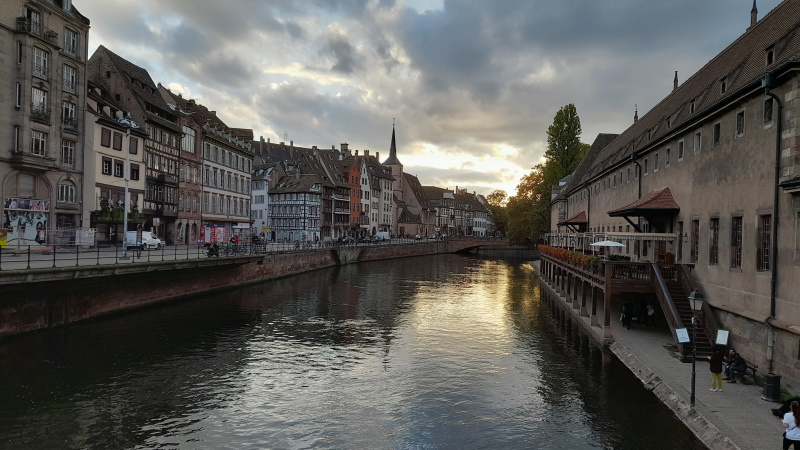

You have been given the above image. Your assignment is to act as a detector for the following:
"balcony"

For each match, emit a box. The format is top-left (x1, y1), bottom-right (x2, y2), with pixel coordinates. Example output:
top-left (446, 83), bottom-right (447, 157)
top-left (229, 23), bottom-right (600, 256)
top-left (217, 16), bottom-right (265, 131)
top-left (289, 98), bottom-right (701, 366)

top-left (62, 117), bottom-right (79, 133)
top-left (32, 63), bottom-right (49, 80)
top-left (63, 79), bottom-right (76, 94)
top-left (9, 150), bottom-right (56, 172)
top-left (30, 105), bottom-right (51, 124)
top-left (16, 18), bottom-right (58, 45)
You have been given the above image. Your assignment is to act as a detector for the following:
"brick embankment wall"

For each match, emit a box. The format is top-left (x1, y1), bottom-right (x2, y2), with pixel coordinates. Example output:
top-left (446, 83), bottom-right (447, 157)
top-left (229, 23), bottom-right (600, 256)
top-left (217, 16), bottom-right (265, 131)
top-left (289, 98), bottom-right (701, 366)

top-left (0, 243), bottom-right (446, 338)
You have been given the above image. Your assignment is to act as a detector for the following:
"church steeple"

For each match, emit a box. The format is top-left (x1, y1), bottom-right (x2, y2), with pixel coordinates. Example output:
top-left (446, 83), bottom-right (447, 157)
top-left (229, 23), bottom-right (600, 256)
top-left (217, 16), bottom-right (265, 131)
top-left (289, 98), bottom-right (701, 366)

top-left (383, 120), bottom-right (402, 165)
top-left (634, 105), bottom-right (639, 123)
top-left (750, 0), bottom-right (758, 29)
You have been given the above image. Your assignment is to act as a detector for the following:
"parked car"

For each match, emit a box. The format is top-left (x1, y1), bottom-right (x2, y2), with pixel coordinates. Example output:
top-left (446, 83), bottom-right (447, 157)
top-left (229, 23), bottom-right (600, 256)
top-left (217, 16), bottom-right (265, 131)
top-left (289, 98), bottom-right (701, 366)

top-left (339, 236), bottom-right (355, 244)
top-left (415, 234), bottom-right (423, 240)
top-left (125, 231), bottom-right (162, 250)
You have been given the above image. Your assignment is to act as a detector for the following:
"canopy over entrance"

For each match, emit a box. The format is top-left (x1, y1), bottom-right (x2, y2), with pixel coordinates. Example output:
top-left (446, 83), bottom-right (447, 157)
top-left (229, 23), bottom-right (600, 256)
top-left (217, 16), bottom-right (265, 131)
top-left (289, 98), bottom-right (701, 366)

top-left (558, 211), bottom-right (587, 232)
top-left (607, 187), bottom-right (679, 232)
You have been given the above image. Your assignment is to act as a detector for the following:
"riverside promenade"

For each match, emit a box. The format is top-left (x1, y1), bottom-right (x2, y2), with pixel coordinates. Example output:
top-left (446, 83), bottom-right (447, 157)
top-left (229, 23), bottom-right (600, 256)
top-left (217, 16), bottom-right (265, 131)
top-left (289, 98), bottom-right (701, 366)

top-left (532, 261), bottom-right (785, 450)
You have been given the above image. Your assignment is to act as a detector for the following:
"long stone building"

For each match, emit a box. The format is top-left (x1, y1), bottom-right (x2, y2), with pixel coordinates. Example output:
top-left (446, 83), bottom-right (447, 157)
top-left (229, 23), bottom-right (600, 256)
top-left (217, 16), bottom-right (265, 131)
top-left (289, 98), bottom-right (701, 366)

top-left (547, 0), bottom-right (800, 387)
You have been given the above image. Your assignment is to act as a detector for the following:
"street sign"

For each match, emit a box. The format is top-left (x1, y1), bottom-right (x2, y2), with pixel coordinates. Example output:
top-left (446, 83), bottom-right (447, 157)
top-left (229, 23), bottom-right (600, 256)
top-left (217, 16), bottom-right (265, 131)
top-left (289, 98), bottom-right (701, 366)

top-left (261, 227), bottom-right (270, 232)
top-left (716, 329), bottom-right (730, 346)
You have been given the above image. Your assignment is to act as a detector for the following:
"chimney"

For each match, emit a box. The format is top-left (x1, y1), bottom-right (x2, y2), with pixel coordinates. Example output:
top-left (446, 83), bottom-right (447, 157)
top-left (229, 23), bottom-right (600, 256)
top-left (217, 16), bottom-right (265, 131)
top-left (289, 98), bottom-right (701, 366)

top-left (312, 145), bottom-right (317, 150)
top-left (750, 0), bottom-right (758, 29)
top-left (376, 151), bottom-right (379, 161)
top-left (365, 150), bottom-right (370, 157)
top-left (355, 150), bottom-right (359, 156)
top-left (673, 71), bottom-right (678, 91)
top-left (341, 143), bottom-right (349, 152)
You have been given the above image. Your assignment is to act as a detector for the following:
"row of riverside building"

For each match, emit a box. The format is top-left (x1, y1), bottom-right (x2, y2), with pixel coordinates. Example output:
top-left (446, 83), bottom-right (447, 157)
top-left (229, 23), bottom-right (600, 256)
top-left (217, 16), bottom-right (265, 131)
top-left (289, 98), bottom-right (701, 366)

top-left (1, 0), bottom-right (494, 248)
top-left (548, 1), bottom-right (800, 387)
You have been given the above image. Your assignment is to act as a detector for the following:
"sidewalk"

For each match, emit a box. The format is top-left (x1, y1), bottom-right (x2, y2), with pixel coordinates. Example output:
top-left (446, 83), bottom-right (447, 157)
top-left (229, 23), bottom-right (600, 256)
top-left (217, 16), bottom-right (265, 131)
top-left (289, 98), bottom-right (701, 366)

top-left (532, 261), bottom-right (785, 449)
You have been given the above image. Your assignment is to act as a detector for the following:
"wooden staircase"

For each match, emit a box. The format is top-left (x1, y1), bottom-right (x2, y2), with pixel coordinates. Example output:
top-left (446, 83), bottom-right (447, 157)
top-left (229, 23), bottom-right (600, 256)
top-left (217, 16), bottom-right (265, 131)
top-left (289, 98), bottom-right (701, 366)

top-left (661, 276), bottom-right (712, 359)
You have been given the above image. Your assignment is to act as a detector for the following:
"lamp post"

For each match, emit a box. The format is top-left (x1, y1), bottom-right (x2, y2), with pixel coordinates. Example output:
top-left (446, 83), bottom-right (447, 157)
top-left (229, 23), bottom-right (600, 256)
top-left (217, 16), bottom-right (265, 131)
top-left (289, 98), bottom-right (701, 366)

top-left (688, 289), bottom-right (706, 406)
top-left (118, 115), bottom-right (139, 259)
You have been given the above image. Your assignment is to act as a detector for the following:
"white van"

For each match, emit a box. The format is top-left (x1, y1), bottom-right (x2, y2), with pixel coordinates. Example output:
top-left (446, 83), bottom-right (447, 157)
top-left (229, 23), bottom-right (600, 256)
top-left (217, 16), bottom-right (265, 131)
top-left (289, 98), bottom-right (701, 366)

top-left (375, 231), bottom-right (390, 241)
top-left (126, 231), bottom-right (163, 250)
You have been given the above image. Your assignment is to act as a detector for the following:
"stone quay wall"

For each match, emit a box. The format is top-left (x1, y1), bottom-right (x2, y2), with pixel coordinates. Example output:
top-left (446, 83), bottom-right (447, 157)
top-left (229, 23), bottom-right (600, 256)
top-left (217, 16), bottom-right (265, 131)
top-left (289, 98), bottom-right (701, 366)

top-left (0, 241), bottom-right (453, 338)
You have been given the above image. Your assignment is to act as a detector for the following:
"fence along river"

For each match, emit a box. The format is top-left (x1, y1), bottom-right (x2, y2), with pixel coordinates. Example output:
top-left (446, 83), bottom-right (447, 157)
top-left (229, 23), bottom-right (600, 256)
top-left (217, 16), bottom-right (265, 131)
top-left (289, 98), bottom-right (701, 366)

top-left (0, 254), bottom-right (703, 449)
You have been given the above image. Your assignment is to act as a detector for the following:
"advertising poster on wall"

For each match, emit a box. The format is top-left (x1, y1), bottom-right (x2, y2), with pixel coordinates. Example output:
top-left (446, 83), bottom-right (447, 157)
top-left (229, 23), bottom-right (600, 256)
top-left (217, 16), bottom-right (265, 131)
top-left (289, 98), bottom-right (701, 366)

top-left (2, 197), bottom-right (50, 248)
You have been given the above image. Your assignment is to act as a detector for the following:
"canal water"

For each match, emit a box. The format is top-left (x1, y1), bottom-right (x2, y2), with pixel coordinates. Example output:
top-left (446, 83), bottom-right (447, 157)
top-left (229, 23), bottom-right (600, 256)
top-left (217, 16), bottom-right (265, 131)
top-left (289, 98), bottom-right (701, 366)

top-left (0, 255), bottom-right (703, 449)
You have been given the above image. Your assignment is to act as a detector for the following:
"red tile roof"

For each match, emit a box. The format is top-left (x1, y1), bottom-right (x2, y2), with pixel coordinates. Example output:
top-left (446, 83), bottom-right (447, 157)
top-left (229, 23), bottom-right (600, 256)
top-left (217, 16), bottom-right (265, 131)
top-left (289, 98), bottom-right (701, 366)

top-left (608, 187), bottom-right (679, 216)
top-left (560, 211), bottom-right (587, 224)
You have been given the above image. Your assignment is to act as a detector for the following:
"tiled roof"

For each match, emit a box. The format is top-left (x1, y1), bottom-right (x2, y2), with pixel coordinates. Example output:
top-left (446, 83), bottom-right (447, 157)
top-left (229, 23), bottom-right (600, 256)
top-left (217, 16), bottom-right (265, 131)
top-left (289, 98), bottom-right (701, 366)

top-left (554, 133), bottom-right (619, 201)
top-left (574, 0), bottom-right (800, 186)
top-left (91, 46), bottom-right (181, 132)
top-left (559, 211), bottom-right (587, 225)
top-left (608, 187), bottom-right (679, 216)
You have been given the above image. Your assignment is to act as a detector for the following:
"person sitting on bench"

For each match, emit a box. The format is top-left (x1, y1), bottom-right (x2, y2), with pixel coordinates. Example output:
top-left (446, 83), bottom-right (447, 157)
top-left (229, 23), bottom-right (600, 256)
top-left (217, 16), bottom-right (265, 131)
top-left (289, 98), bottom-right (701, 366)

top-left (725, 352), bottom-right (747, 383)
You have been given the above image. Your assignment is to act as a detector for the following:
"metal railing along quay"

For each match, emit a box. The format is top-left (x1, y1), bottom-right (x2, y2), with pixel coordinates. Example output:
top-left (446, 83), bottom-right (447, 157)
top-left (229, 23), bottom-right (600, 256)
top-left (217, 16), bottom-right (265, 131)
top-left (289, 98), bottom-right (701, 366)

top-left (0, 237), bottom-right (452, 272)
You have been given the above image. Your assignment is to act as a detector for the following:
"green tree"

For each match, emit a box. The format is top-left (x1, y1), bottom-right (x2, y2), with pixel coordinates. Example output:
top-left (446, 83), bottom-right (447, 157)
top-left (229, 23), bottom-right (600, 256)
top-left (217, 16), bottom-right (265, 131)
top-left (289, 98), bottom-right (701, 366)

top-left (506, 168), bottom-right (547, 244)
top-left (486, 190), bottom-right (508, 236)
top-left (542, 103), bottom-right (585, 188)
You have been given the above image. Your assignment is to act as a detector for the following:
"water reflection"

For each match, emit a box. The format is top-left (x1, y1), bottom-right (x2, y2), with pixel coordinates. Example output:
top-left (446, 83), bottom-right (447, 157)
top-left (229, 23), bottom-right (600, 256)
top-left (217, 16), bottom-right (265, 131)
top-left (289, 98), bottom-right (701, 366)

top-left (0, 255), bottom-right (702, 449)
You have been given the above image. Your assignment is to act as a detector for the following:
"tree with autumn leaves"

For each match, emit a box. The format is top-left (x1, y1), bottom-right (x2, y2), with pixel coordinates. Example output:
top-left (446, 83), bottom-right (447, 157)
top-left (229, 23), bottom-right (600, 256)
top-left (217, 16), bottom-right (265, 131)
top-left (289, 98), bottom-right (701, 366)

top-left (504, 104), bottom-right (589, 245)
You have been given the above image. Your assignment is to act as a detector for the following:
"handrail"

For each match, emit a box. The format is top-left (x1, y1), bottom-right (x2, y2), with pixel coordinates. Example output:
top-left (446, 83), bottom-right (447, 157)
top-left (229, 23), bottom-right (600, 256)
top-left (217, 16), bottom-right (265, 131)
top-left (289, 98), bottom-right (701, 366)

top-left (651, 263), bottom-right (687, 352)
top-left (678, 264), bottom-right (720, 348)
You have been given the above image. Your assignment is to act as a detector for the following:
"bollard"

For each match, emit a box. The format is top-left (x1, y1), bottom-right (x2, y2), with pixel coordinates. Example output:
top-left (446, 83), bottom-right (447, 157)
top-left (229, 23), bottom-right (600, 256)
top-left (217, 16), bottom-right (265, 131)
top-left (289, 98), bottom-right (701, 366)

top-left (96, 244), bottom-right (100, 265)
top-left (53, 245), bottom-right (57, 268)
top-left (27, 245), bottom-right (31, 269)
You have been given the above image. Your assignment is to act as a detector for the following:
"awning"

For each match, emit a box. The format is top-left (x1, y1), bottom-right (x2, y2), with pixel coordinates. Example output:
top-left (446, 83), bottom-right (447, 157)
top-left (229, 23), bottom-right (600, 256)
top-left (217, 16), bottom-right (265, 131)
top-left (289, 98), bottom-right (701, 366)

top-left (608, 187), bottom-right (679, 217)
top-left (605, 232), bottom-right (678, 242)
top-left (558, 211), bottom-right (587, 226)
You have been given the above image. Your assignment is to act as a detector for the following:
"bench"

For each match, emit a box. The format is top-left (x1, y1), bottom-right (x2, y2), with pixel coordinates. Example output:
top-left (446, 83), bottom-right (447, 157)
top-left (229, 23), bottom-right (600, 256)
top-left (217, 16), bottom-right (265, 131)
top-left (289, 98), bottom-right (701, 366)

top-left (727, 359), bottom-right (758, 384)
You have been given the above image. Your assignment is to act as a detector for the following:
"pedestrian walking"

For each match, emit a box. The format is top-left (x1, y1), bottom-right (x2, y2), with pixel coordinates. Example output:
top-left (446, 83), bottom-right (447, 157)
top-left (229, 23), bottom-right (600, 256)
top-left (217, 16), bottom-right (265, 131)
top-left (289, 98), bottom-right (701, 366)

top-left (709, 346), bottom-right (724, 392)
top-left (783, 401), bottom-right (800, 449)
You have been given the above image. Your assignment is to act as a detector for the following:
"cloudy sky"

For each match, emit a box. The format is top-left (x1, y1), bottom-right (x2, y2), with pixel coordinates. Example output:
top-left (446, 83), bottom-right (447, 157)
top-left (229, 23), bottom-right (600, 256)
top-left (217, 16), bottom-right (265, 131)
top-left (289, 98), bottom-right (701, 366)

top-left (76, 0), bottom-right (783, 197)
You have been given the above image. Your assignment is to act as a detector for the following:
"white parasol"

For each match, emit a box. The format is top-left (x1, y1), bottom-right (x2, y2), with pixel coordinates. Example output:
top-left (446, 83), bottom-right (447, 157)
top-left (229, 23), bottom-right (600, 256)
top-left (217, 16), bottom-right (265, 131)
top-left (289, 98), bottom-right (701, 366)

top-left (590, 240), bottom-right (626, 248)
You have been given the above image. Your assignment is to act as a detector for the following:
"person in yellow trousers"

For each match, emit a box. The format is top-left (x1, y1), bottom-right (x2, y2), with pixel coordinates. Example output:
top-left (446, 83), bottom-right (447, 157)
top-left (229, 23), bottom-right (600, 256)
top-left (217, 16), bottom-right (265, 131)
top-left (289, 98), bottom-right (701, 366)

top-left (709, 346), bottom-right (724, 392)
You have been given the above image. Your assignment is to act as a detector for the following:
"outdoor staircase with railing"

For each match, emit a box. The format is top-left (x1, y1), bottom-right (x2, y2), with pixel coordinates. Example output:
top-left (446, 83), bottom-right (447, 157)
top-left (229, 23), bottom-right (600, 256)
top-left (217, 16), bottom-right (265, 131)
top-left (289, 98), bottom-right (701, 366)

top-left (652, 264), bottom-right (713, 360)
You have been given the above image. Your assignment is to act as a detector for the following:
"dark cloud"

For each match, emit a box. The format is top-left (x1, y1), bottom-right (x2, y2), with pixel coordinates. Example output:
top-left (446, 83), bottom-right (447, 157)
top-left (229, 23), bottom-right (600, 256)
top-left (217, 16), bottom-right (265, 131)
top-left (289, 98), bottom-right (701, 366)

top-left (320, 31), bottom-right (362, 74)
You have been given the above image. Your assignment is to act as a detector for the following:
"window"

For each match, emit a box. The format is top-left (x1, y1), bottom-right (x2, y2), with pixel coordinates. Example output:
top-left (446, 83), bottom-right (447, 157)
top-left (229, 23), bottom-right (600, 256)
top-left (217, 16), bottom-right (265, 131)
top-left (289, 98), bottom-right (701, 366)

top-left (709, 218), bottom-right (719, 265)
top-left (102, 157), bottom-right (112, 175)
top-left (58, 182), bottom-right (76, 203)
top-left (33, 47), bottom-right (48, 79)
top-left (130, 163), bottom-right (140, 180)
top-left (114, 160), bottom-right (124, 178)
top-left (713, 123), bottom-right (721, 146)
top-left (63, 28), bottom-right (78, 57)
top-left (764, 98), bottom-right (774, 124)
top-left (766, 46), bottom-right (774, 65)
top-left (31, 130), bottom-right (47, 156)
top-left (736, 110), bottom-right (745, 137)
top-left (32, 87), bottom-right (47, 111)
top-left (720, 77), bottom-right (727, 94)
top-left (731, 216), bottom-right (743, 269)
top-left (690, 100), bottom-right (695, 114)
top-left (15, 83), bottom-right (22, 108)
top-left (654, 153), bottom-right (659, 172)
top-left (63, 65), bottom-right (77, 93)
top-left (678, 140), bottom-right (685, 161)
top-left (17, 41), bottom-right (23, 64)
top-left (13, 126), bottom-right (21, 153)
top-left (691, 219), bottom-right (699, 263)
top-left (758, 215), bottom-right (771, 271)
top-left (182, 126), bottom-right (195, 153)
top-left (130, 137), bottom-right (138, 155)
top-left (61, 140), bottom-right (75, 168)
top-left (101, 128), bottom-right (111, 147)
top-left (113, 132), bottom-right (123, 150)
top-left (693, 132), bottom-right (702, 154)
top-left (63, 101), bottom-right (77, 130)
top-left (643, 158), bottom-right (649, 175)
top-left (666, 148), bottom-right (671, 167)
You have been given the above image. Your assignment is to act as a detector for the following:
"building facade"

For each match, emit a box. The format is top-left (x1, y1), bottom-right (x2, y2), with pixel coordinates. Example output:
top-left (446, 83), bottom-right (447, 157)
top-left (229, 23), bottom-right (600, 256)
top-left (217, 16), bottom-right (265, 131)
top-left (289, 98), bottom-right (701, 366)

top-left (1, 0), bottom-right (90, 247)
top-left (549, 1), bottom-right (800, 387)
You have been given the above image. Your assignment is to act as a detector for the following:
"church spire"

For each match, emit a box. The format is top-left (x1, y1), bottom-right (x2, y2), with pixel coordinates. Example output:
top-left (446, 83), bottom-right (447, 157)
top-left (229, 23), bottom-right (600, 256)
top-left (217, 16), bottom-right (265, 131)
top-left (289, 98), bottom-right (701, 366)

top-left (750, 0), bottom-right (758, 29)
top-left (383, 119), bottom-right (401, 165)
top-left (634, 104), bottom-right (639, 123)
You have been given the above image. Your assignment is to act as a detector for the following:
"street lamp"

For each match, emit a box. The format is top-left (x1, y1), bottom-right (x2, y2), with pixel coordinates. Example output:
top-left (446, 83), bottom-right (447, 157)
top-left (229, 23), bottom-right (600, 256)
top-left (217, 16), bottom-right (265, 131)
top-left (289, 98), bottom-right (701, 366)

top-left (688, 289), bottom-right (706, 406)
top-left (118, 115), bottom-right (139, 259)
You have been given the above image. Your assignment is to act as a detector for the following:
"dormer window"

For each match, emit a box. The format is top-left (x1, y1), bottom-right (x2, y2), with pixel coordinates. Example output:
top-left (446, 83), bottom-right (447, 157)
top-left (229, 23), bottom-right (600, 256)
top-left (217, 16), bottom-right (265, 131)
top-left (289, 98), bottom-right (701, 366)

top-left (690, 100), bottom-right (695, 114)
top-left (64, 0), bottom-right (72, 11)
top-left (766, 46), bottom-right (775, 65)
top-left (720, 77), bottom-right (727, 94)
